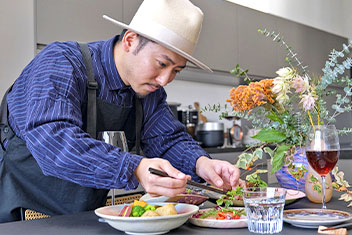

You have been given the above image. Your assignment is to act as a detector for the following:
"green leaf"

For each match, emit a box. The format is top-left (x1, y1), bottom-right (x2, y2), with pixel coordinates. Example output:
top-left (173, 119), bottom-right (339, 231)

top-left (266, 112), bottom-right (284, 124)
top-left (252, 129), bottom-right (287, 143)
top-left (263, 147), bottom-right (274, 158)
top-left (271, 144), bottom-right (291, 173)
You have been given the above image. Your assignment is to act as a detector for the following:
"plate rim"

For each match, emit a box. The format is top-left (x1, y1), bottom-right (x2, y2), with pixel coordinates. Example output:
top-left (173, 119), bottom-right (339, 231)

top-left (283, 208), bottom-right (352, 227)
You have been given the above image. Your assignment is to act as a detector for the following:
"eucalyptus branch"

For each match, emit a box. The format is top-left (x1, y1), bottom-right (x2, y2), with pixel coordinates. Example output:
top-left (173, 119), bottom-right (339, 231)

top-left (258, 29), bottom-right (310, 78)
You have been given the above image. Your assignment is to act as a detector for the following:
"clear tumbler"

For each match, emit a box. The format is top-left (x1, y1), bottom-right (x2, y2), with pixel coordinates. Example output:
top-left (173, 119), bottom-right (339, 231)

top-left (242, 187), bottom-right (287, 234)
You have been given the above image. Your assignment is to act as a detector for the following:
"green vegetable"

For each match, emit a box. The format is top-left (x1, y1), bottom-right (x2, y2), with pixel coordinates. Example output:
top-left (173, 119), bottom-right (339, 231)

top-left (131, 205), bottom-right (145, 217)
top-left (143, 204), bottom-right (156, 211)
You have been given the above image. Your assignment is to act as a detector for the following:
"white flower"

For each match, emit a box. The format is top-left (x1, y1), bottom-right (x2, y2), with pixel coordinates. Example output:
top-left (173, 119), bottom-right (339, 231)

top-left (272, 77), bottom-right (290, 95)
top-left (276, 92), bottom-right (290, 104)
top-left (276, 67), bottom-right (294, 78)
top-left (292, 75), bottom-right (310, 93)
top-left (300, 93), bottom-right (317, 111)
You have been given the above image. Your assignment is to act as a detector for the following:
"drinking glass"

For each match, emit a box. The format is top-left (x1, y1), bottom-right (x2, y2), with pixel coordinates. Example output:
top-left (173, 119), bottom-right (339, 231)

top-left (305, 125), bottom-right (340, 209)
top-left (98, 131), bottom-right (128, 205)
top-left (242, 187), bottom-right (287, 234)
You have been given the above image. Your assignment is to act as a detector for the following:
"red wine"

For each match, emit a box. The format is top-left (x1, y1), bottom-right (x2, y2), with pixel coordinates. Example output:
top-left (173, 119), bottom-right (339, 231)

top-left (306, 150), bottom-right (339, 176)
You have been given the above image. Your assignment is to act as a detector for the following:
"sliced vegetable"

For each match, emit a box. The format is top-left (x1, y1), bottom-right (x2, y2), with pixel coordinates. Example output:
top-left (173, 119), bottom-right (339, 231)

top-left (118, 205), bottom-right (132, 217)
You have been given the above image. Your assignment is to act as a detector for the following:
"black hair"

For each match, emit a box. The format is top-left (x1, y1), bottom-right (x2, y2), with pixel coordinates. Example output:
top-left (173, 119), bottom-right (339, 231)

top-left (117, 29), bottom-right (153, 55)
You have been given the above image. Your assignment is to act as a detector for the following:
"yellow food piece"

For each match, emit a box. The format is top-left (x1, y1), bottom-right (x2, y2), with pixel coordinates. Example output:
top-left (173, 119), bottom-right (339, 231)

top-left (155, 204), bottom-right (177, 216)
top-left (141, 210), bottom-right (160, 217)
top-left (131, 200), bottom-right (148, 208)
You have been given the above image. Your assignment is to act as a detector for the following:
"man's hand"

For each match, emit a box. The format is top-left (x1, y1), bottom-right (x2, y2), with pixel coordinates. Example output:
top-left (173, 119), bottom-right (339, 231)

top-left (135, 158), bottom-right (191, 197)
top-left (196, 156), bottom-right (241, 191)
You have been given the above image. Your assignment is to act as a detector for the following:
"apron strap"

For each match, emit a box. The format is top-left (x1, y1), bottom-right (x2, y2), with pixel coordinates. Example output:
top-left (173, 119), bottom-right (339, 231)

top-left (79, 43), bottom-right (98, 139)
top-left (0, 86), bottom-right (14, 145)
top-left (135, 97), bottom-right (143, 155)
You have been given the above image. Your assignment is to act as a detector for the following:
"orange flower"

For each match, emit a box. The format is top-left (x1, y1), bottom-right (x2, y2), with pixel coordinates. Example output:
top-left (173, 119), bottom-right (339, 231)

top-left (227, 79), bottom-right (275, 112)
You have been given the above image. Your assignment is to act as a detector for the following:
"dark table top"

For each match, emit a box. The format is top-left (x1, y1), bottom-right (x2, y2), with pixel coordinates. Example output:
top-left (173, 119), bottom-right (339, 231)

top-left (1, 192), bottom-right (351, 235)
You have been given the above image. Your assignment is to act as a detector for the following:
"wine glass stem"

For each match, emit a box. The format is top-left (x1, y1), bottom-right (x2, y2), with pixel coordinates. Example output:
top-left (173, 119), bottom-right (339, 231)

top-left (321, 176), bottom-right (326, 209)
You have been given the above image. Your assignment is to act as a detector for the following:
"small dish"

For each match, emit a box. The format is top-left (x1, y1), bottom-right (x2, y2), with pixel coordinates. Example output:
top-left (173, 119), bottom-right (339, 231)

top-left (95, 202), bottom-right (199, 234)
top-left (283, 208), bottom-right (352, 228)
top-left (189, 207), bottom-right (247, 228)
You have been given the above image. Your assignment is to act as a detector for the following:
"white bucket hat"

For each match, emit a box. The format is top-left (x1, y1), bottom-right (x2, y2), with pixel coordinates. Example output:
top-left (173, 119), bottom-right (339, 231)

top-left (103, 0), bottom-right (212, 72)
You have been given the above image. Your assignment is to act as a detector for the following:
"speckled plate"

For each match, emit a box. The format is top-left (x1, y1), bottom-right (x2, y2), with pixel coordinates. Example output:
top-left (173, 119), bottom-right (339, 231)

top-left (283, 208), bottom-right (352, 228)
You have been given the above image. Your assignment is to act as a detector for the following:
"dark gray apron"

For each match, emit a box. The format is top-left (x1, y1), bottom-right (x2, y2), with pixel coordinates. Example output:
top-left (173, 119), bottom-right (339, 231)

top-left (0, 43), bottom-right (143, 223)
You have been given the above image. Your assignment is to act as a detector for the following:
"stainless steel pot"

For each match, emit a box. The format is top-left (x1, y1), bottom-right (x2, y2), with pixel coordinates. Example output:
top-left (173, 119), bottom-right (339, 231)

top-left (196, 122), bottom-right (224, 147)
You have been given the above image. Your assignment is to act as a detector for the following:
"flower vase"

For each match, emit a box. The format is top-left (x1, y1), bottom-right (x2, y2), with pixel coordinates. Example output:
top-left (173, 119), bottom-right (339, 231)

top-left (304, 164), bottom-right (332, 203)
top-left (275, 148), bottom-right (309, 192)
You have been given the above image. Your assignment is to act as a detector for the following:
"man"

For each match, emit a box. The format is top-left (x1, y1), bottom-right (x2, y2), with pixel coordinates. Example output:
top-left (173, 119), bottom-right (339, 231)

top-left (0, 0), bottom-right (241, 222)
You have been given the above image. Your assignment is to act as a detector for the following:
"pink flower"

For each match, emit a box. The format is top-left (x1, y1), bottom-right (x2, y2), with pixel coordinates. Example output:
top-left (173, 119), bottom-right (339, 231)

top-left (300, 94), bottom-right (317, 111)
top-left (292, 75), bottom-right (309, 93)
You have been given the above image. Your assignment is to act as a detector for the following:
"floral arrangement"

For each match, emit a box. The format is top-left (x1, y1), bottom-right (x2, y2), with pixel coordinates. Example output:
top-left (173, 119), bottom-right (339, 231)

top-left (204, 29), bottom-right (352, 205)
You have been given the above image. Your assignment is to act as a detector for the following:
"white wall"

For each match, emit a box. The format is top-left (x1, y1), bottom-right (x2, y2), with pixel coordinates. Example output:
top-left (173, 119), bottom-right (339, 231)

top-left (0, 0), bottom-right (36, 99)
top-left (226, 0), bottom-right (352, 40)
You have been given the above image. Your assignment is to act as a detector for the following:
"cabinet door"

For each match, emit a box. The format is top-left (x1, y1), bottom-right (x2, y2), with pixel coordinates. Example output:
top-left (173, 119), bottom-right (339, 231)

top-left (276, 18), bottom-right (348, 77)
top-left (190, 0), bottom-right (238, 72)
top-left (237, 5), bottom-right (278, 78)
top-left (36, 0), bottom-right (123, 44)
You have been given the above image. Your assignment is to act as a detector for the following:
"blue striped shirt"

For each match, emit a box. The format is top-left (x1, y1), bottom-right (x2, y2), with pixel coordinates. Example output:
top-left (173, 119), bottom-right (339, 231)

top-left (6, 36), bottom-right (209, 190)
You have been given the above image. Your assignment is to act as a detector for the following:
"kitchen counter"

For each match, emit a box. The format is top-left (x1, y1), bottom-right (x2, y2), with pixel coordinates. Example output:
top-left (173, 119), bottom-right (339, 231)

top-left (1, 192), bottom-right (350, 235)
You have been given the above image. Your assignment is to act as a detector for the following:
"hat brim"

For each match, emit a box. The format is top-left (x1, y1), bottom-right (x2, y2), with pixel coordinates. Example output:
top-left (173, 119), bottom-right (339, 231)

top-left (103, 15), bottom-right (212, 73)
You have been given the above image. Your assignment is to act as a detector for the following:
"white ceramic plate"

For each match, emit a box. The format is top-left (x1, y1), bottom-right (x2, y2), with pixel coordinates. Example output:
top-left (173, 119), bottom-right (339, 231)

top-left (283, 208), bottom-right (352, 228)
top-left (95, 203), bottom-right (199, 235)
top-left (188, 207), bottom-right (248, 228)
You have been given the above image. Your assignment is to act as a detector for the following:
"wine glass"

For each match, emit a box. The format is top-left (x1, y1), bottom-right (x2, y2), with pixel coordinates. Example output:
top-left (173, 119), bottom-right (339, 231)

top-left (305, 125), bottom-right (340, 209)
top-left (98, 131), bottom-right (128, 205)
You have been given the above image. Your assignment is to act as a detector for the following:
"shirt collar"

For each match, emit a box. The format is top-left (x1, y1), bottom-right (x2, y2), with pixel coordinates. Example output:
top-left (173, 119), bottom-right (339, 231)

top-left (101, 35), bottom-right (129, 91)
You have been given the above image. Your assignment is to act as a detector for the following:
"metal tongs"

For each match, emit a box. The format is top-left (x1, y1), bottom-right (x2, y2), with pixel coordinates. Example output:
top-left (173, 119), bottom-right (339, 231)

top-left (148, 167), bottom-right (228, 195)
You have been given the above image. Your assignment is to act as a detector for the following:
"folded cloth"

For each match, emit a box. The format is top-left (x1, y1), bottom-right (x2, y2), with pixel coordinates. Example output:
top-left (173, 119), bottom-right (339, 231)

top-left (318, 226), bottom-right (347, 235)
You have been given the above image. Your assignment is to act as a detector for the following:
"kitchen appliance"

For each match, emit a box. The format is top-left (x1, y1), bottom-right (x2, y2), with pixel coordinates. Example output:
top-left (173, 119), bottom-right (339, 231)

top-left (178, 105), bottom-right (199, 138)
top-left (196, 122), bottom-right (224, 147)
top-left (167, 102), bottom-right (181, 119)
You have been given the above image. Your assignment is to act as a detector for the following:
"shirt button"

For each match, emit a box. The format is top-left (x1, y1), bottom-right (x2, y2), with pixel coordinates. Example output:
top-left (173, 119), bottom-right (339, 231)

top-left (3, 127), bottom-right (9, 133)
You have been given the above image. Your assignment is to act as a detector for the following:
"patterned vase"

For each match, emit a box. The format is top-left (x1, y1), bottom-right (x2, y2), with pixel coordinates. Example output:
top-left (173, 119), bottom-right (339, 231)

top-left (274, 148), bottom-right (309, 192)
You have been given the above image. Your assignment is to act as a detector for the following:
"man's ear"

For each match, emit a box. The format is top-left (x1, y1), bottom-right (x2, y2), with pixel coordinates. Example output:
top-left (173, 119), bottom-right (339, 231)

top-left (121, 30), bottom-right (139, 53)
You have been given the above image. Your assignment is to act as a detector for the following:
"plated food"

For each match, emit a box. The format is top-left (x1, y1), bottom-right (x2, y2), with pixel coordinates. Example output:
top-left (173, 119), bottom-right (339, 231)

top-left (189, 207), bottom-right (248, 228)
top-left (117, 200), bottom-right (178, 217)
top-left (95, 202), bottom-right (199, 235)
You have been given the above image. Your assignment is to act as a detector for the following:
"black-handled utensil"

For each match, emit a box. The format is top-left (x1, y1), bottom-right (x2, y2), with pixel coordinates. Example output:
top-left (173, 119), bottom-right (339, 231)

top-left (148, 167), bottom-right (228, 195)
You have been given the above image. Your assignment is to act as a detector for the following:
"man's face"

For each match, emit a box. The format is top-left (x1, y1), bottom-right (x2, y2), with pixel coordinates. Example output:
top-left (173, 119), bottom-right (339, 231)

top-left (119, 34), bottom-right (187, 97)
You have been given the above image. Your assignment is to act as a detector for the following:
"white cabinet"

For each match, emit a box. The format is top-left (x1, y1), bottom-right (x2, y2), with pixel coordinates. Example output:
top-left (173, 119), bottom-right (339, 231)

top-left (36, 0), bottom-right (123, 44)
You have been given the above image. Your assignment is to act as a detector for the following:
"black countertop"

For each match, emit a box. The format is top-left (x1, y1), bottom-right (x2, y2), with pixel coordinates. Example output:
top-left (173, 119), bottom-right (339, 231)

top-left (1, 192), bottom-right (350, 235)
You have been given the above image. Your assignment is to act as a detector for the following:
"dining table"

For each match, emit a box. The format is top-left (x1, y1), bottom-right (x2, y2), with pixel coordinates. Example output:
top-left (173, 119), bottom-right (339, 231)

top-left (0, 191), bottom-right (351, 235)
